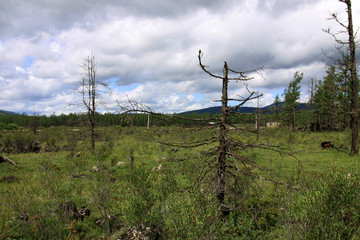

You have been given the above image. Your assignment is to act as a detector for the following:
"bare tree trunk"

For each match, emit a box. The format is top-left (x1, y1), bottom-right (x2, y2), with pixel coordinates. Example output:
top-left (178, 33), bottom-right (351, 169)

top-left (308, 78), bottom-right (315, 131)
top-left (80, 53), bottom-right (105, 152)
top-left (344, 0), bottom-right (359, 155)
top-left (256, 111), bottom-right (259, 142)
top-left (328, 1), bottom-right (358, 153)
top-left (147, 113), bottom-right (150, 130)
top-left (216, 62), bottom-right (228, 208)
top-left (33, 105), bottom-right (37, 135)
top-left (292, 106), bottom-right (296, 132)
top-left (91, 80), bottom-right (96, 151)
top-left (196, 50), bottom-right (263, 217)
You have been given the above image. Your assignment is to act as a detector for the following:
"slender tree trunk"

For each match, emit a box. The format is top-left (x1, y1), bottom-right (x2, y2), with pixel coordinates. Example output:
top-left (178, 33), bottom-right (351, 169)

top-left (345, 0), bottom-right (359, 155)
top-left (33, 105), bottom-right (37, 135)
top-left (292, 107), bottom-right (296, 131)
top-left (217, 62), bottom-right (228, 209)
top-left (256, 111), bottom-right (259, 141)
top-left (197, 50), bottom-right (262, 216)
top-left (87, 58), bottom-right (96, 151)
top-left (91, 79), bottom-right (96, 151)
top-left (79, 53), bottom-right (109, 152)
top-left (308, 78), bottom-right (315, 131)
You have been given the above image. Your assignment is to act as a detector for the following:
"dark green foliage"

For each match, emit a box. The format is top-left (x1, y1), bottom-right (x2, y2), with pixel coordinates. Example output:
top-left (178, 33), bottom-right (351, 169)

top-left (306, 64), bottom-right (358, 132)
top-left (0, 108), bottom-right (277, 128)
top-left (273, 94), bottom-right (281, 122)
top-left (312, 66), bottom-right (342, 131)
top-left (283, 72), bottom-right (303, 130)
top-left (0, 122), bottom-right (19, 130)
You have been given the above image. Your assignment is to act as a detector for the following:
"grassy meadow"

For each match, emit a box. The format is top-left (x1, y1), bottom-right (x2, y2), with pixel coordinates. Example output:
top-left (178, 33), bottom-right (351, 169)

top-left (1, 126), bottom-right (360, 239)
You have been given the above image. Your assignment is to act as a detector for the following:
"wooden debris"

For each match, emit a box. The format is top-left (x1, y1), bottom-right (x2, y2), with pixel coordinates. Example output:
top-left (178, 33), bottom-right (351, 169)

top-left (321, 141), bottom-right (334, 149)
top-left (0, 155), bottom-right (16, 166)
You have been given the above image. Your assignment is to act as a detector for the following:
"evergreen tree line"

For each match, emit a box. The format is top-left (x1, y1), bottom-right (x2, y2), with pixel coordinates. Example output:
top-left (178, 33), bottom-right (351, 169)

top-left (0, 112), bottom-right (156, 128)
top-left (0, 111), bottom-right (228, 129)
top-left (271, 64), bottom-right (359, 131)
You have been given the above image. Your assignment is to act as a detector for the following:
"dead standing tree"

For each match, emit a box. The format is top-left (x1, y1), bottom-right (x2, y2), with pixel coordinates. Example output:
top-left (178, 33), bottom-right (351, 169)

top-left (324, 0), bottom-right (358, 155)
top-left (197, 50), bottom-right (263, 213)
top-left (79, 53), bottom-right (110, 151)
top-left (118, 51), bottom-right (300, 217)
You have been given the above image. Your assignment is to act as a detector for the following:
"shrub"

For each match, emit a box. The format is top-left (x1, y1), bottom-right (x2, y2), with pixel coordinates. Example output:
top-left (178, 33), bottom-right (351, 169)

top-left (0, 123), bottom-right (18, 130)
top-left (299, 170), bottom-right (360, 239)
top-left (0, 122), bottom-right (7, 130)
top-left (6, 123), bottom-right (19, 130)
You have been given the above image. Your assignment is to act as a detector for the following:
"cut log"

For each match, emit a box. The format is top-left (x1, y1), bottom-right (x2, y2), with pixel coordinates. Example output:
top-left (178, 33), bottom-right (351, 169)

top-left (0, 155), bottom-right (17, 166)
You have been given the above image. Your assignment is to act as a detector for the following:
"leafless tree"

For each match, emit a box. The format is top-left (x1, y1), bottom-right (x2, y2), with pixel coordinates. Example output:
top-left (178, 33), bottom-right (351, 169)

top-left (197, 50), bottom-right (263, 212)
top-left (118, 51), bottom-right (301, 217)
top-left (79, 53), bottom-right (110, 151)
top-left (324, 0), bottom-right (358, 155)
top-left (32, 105), bottom-right (37, 135)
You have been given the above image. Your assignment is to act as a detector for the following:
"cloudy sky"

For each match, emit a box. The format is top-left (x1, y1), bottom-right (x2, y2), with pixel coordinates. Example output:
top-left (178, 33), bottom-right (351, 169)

top-left (1, 0), bottom-right (359, 115)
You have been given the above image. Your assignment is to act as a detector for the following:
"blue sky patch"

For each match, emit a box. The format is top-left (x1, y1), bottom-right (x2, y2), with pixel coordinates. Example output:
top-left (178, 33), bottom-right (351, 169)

top-left (23, 56), bottom-right (34, 69)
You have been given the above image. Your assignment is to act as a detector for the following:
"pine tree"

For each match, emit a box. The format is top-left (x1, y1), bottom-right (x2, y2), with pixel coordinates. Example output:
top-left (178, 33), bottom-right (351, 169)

top-left (273, 94), bottom-right (281, 122)
top-left (283, 72), bottom-right (303, 131)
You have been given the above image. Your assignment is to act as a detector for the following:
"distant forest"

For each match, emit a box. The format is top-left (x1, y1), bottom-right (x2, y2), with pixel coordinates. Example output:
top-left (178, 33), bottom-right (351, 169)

top-left (0, 101), bottom-right (329, 131)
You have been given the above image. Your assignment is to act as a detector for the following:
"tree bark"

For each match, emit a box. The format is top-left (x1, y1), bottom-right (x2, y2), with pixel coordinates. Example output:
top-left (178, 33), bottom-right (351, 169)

top-left (344, 0), bottom-right (359, 155)
top-left (292, 106), bottom-right (296, 132)
top-left (217, 62), bottom-right (228, 209)
top-left (197, 50), bottom-right (262, 217)
top-left (81, 53), bottom-right (99, 152)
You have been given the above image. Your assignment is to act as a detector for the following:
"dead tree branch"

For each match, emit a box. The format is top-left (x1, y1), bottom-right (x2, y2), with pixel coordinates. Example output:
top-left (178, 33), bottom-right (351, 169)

top-left (0, 155), bottom-right (16, 166)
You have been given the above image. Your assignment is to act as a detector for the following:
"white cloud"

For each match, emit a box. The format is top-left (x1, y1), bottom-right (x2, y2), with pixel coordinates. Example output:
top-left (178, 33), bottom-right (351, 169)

top-left (0, 0), bottom-right (358, 115)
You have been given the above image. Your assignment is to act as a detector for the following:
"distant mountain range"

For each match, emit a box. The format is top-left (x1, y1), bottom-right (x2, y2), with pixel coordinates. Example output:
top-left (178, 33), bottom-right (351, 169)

top-left (0, 110), bottom-right (17, 116)
top-left (181, 102), bottom-right (307, 115)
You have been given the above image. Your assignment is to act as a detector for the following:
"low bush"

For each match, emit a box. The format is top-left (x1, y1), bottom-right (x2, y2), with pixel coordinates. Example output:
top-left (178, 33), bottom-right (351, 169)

top-left (0, 123), bottom-right (19, 130)
top-left (299, 169), bottom-right (360, 239)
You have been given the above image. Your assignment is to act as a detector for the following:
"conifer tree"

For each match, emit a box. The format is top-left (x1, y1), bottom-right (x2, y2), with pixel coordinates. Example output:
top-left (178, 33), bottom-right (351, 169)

top-left (283, 72), bottom-right (303, 131)
top-left (273, 94), bottom-right (281, 122)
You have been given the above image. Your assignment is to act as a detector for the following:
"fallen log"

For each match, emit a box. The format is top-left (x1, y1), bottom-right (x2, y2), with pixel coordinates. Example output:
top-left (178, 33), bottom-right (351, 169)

top-left (0, 155), bottom-right (17, 166)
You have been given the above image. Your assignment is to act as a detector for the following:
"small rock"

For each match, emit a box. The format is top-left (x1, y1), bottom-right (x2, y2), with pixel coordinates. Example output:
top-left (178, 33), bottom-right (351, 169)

top-left (116, 161), bottom-right (124, 166)
top-left (91, 166), bottom-right (100, 172)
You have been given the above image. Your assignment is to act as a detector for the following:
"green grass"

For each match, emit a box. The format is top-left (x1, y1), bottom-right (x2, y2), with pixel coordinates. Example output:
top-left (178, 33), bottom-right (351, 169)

top-left (0, 126), bottom-right (359, 239)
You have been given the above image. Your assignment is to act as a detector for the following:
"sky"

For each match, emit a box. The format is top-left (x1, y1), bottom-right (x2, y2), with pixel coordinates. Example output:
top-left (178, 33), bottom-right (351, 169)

top-left (0, 0), bottom-right (359, 115)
